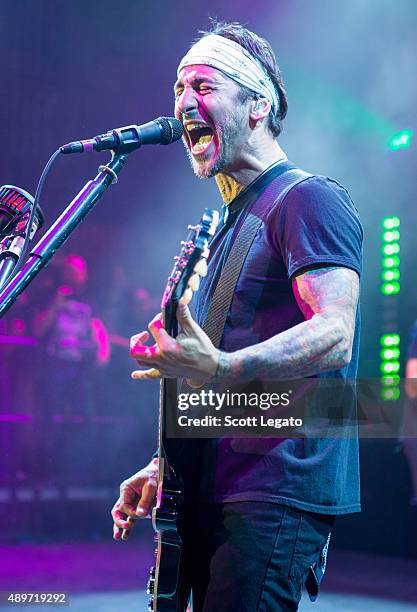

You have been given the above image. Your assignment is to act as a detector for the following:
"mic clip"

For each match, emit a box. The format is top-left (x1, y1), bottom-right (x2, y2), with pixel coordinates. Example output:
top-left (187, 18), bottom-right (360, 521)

top-left (97, 161), bottom-right (119, 184)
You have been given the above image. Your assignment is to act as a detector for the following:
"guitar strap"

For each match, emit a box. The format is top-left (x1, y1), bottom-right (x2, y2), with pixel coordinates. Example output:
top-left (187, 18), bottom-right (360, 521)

top-left (170, 168), bottom-right (313, 479)
top-left (201, 168), bottom-right (313, 348)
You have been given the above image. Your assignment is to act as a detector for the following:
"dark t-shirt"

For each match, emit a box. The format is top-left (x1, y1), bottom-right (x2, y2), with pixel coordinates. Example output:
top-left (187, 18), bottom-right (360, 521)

top-left (194, 161), bottom-right (363, 515)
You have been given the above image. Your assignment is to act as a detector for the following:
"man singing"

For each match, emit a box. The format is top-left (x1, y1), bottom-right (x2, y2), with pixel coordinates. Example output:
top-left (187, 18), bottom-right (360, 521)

top-left (111, 21), bottom-right (362, 611)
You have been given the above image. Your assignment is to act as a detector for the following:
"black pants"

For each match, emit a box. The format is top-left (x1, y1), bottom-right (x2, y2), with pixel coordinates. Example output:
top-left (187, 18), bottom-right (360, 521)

top-left (181, 502), bottom-right (334, 612)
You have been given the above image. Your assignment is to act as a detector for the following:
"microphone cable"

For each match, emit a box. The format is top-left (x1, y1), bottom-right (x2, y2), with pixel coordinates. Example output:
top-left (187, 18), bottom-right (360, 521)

top-left (4, 148), bottom-right (61, 284)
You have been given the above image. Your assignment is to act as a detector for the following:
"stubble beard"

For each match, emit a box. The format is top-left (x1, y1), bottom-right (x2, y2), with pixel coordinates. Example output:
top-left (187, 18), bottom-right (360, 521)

top-left (183, 109), bottom-right (246, 180)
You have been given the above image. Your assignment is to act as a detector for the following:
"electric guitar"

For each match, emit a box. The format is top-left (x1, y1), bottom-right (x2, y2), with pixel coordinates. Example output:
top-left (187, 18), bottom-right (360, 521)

top-left (148, 209), bottom-right (219, 612)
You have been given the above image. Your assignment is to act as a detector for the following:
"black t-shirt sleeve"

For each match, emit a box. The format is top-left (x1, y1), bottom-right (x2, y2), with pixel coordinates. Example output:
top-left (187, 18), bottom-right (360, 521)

top-left (407, 321), bottom-right (417, 359)
top-left (269, 175), bottom-right (363, 278)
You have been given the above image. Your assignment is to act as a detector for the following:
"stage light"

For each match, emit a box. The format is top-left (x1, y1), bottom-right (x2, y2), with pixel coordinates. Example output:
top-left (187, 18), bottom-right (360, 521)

top-left (382, 243), bottom-right (400, 256)
top-left (381, 282), bottom-right (401, 295)
top-left (381, 375), bottom-right (400, 386)
top-left (388, 129), bottom-right (412, 151)
top-left (381, 334), bottom-right (400, 347)
top-left (382, 217), bottom-right (400, 230)
top-left (381, 269), bottom-right (400, 282)
top-left (383, 230), bottom-right (400, 242)
top-left (381, 216), bottom-right (400, 299)
top-left (382, 256), bottom-right (400, 268)
top-left (381, 348), bottom-right (400, 360)
top-left (380, 387), bottom-right (401, 401)
top-left (380, 217), bottom-right (401, 399)
top-left (380, 361), bottom-right (400, 374)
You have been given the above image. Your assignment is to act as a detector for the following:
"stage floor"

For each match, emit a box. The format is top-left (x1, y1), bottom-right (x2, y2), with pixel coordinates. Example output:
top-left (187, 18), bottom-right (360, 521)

top-left (1, 540), bottom-right (416, 611)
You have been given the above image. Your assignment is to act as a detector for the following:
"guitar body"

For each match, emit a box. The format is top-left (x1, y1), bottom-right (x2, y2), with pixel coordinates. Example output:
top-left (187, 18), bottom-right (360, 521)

top-left (149, 459), bottom-right (185, 611)
top-left (147, 210), bottom-right (219, 612)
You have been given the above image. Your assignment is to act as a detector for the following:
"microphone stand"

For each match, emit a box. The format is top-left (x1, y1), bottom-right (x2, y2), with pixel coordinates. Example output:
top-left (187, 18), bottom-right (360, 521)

top-left (0, 152), bottom-right (129, 318)
top-left (0, 236), bottom-right (21, 290)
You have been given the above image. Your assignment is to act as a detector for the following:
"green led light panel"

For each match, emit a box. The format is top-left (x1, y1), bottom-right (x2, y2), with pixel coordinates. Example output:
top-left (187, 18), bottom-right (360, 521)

top-left (381, 375), bottom-right (400, 386)
top-left (383, 243), bottom-right (400, 256)
top-left (381, 217), bottom-right (400, 295)
top-left (380, 387), bottom-right (401, 401)
top-left (381, 334), bottom-right (400, 347)
top-left (382, 282), bottom-right (401, 295)
top-left (382, 217), bottom-right (400, 229)
top-left (380, 361), bottom-right (400, 374)
top-left (381, 348), bottom-right (400, 360)
top-left (382, 269), bottom-right (400, 281)
top-left (380, 217), bottom-right (401, 399)
top-left (383, 256), bottom-right (400, 268)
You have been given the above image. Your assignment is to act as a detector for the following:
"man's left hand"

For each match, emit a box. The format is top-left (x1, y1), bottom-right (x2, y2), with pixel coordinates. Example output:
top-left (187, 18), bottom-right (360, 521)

top-left (130, 301), bottom-right (220, 385)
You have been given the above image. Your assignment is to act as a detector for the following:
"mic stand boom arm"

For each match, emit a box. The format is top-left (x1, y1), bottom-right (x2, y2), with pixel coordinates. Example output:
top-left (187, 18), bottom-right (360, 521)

top-left (0, 152), bottom-right (129, 318)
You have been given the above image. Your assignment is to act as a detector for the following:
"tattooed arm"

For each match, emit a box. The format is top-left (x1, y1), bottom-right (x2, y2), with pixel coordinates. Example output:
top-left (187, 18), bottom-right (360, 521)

top-left (218, 266), bottom-right (359, 381)
top-left (130, 266), bottom-right (359, 384)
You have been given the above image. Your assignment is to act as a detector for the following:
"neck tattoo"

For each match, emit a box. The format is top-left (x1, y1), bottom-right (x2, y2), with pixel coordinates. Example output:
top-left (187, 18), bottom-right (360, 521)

top-left (215, 173), bottom-right (245, 205)
top-left (216, 155), bottom-right (288, 206)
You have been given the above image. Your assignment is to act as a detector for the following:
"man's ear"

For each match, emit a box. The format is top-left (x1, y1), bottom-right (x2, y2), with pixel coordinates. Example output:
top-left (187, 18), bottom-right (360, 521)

top-left (249, 97), bottom-right (271, 122)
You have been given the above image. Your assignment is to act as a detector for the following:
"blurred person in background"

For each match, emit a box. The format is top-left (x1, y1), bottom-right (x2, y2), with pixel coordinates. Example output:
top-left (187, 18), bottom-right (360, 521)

top-left (101, 265), bottom-right (159, 411)
top-left (0, 291), bottom-right (37, 486)
top-left (33, 253), bottom-right (110, 383)
top-left (402, 321), bottom-right (417, 508)
top-left (102, 265), bottom-right (159, 349)
top-left (97, 267), bottom-right (160, 478)
top-left (32, 253), bottom-right (110, 485)
top-left (0, 291), bottom-right (34, 411)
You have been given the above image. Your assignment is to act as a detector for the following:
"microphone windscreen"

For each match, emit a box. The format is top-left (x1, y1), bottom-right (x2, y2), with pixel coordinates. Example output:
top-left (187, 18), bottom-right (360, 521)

top-left (157, 117), bottom-right (184, 144)
top-left (0, 185), bottom-right (44, 236)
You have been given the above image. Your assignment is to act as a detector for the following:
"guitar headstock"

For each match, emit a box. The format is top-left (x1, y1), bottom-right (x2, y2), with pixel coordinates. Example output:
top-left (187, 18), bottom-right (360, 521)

top-left (161, 208), bottom-right (219, 311)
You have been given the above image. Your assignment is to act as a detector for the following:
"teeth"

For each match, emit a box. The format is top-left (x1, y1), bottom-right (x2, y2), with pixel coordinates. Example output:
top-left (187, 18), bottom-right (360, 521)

top-left (185, 123), bottom-right (214, 154)
top-left (186, 123), bottom-right (208, 131)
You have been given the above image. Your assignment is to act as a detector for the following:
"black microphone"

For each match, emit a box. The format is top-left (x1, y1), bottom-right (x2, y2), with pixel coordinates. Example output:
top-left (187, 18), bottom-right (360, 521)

top-left (0, 185), bottom-right (44, 236)
top-left (60, 116), bottom-right (183, 155)
top-left (0, 185), bottom-right (44, 290)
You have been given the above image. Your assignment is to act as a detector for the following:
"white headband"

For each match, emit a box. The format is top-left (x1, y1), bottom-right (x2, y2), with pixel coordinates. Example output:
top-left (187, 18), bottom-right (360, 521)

top-left (177, 34), bottom-right (279, 113)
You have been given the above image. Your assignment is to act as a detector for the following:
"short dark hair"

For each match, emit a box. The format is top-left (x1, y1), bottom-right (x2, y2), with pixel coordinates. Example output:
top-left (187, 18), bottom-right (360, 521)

top-left (196, 21), bottom-right (288, 138)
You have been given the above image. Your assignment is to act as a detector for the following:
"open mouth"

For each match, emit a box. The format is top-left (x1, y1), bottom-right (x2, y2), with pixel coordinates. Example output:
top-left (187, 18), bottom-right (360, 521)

top-left (185, 122), bottom-right (215, 156)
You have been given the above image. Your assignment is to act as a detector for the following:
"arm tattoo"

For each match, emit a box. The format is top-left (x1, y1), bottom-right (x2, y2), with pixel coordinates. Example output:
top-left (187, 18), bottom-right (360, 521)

top-left (215, 350), bottom-right (231, 380)
top-left (221, 267), bottom-right (359, 381)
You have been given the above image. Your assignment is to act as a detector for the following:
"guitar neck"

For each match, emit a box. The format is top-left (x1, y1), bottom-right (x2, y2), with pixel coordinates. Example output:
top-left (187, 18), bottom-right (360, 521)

top-left (148, 209), bottom-right (218, 611)
top-left (155, 208), bottom-right (219, 487)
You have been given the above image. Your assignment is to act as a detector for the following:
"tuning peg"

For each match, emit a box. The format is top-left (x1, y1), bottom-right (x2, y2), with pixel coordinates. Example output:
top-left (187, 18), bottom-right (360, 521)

top-left (181, 288), bottom-right (193, 305)
top-left (194, 259), bottom-right (208, 277)
top-left (187, 224), bottom-right (200, 232)
top-left (188, 274), bottom-right (200, 292)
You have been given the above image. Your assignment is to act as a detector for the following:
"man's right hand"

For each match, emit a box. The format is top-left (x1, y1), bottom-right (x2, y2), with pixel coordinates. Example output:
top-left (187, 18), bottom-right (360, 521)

top-left (111, 458), bottom-right (158, 541)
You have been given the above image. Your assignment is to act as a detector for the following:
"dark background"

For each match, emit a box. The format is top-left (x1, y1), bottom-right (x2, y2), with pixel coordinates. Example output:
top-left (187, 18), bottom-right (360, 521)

top-left (0, 0), bottom-right (416, 562)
